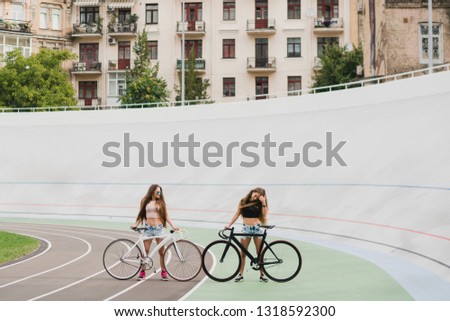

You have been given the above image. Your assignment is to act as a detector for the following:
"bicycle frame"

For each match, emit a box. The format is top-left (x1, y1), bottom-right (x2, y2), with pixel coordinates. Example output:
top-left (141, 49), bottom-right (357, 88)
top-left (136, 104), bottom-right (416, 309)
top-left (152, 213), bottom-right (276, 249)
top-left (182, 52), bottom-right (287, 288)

top-left (122, 229), bottom-right (186, 267)
top-left (222, 227), bottom-right (281, 269)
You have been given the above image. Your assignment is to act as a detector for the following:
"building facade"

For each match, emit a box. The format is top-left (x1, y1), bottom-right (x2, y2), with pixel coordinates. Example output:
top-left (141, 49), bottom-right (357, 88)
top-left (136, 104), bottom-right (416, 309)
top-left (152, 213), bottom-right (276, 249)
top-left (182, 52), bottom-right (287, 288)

top-left (358, 0), bottom-right (450, 77)
top-left (2, 0), bottom-right (355, 106)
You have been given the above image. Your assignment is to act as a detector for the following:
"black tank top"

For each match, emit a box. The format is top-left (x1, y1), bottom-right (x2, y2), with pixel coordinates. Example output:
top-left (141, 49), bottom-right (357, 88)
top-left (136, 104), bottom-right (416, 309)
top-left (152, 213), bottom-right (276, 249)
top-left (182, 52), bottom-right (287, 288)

top-left (241, 203), bottom-right (261, 218)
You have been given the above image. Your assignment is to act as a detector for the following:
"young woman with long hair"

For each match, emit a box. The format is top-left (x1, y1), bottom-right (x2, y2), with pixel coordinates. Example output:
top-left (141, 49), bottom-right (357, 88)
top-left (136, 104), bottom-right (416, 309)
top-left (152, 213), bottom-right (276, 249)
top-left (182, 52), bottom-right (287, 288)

top-left (131, 184), bottom-right (178, 281)
top-left (225, 187), bottom-right (269, 282)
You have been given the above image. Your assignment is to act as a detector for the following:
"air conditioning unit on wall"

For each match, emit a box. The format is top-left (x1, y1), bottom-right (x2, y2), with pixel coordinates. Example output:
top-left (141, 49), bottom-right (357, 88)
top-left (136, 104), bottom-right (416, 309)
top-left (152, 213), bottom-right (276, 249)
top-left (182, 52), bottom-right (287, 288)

top-left (357, 0), bottom-right (364, 14)
top-left (108, 37), bottom-right (117, 45)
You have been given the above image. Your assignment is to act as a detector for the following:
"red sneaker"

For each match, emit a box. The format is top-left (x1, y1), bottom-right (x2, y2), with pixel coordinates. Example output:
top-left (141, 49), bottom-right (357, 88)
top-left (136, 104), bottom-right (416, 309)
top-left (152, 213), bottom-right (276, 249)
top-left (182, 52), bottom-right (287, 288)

top-left (138, 270), bottom-right (146, 280)
top-left (161, 270), bottom-right (168, 281)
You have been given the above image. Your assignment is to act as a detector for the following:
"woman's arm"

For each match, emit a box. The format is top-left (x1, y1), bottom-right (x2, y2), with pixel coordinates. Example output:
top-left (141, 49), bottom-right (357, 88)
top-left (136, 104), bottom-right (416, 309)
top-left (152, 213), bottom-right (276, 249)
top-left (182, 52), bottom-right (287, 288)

top-left (165, 214), bottom-right (179, 231)
top-left (225, 203), bottom-right (241, 228)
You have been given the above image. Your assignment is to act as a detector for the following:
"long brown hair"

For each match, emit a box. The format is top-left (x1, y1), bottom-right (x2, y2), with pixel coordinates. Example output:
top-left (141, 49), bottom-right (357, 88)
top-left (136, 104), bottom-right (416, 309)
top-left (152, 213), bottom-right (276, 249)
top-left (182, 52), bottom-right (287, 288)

top-left (239, 187), bottom-right (268, 224)
top-left (137, 184), bottom-right (168, 227)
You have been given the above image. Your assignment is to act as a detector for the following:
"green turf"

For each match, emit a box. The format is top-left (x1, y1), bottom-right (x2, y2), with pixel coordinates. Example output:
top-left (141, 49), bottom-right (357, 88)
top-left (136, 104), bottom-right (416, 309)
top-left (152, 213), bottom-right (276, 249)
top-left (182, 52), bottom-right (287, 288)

top-left (0, 230), bottom-right (40, 264)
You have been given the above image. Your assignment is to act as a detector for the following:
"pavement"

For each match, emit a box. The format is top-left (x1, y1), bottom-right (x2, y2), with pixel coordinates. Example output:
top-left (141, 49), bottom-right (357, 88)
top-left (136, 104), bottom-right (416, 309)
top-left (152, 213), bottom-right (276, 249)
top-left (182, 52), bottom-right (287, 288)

top-left (0, 219), bottom-right (416, 301)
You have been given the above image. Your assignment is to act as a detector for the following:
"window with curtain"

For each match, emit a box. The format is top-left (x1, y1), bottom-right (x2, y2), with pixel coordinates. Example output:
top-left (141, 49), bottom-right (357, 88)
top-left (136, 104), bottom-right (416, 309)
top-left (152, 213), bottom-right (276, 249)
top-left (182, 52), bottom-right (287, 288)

top-left (40, 7), bottom-right (48, 29)
top-left (52, 8), bottom-right (61, 30)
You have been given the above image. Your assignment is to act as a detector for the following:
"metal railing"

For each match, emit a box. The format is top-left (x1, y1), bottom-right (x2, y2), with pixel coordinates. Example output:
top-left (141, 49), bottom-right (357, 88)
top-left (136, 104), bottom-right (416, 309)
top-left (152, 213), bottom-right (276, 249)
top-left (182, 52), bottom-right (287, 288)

top-left (314, 17), bottom-right (344, 29)
top-left (176, 59), bottom-right (206, 70)
top-left (1, 63), bottom-right (449, 113)
top-left (72, 61), bottom-right (102, 72)
top-left (176, 21), bottom-right (206, 33)
top-left (0, 18), bottom-right (32, 33)
top-left (247, 19), bottom-right (276, 31)
top-left (247, 57), bottom-right (276, 69)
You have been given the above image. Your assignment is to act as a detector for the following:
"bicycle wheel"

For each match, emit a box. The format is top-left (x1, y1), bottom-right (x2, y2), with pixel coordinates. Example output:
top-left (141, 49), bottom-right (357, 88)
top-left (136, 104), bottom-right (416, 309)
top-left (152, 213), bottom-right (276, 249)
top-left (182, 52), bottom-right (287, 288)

top-left (261, 240), bottom-right (302, 282)
top-left (202, 240), bottom-right (241, 282)
top-left (164, 240), bottom-right (202, 281)
top-left (103, 239), bottom-right (143, 280)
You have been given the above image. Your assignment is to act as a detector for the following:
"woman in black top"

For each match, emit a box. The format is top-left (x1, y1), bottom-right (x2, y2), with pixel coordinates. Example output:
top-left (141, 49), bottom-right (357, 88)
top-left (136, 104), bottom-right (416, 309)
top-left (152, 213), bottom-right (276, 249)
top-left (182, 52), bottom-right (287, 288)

top-left (225, 187), bottom-right (268, 282)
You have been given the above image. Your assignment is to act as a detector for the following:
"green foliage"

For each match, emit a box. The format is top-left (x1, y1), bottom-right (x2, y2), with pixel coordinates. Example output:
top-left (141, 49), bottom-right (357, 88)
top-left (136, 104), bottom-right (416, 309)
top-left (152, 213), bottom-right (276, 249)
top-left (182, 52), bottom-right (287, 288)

top-left (312, 44), bottom-right (364, 90)
top-left (0, 48), bottom-right (77, 108)
top-left (120, 30), bottom-right (170, 106)
top-left (0, 231), bottom-right (40, 264)
top-left (174, 50), bottom-right (212, 105)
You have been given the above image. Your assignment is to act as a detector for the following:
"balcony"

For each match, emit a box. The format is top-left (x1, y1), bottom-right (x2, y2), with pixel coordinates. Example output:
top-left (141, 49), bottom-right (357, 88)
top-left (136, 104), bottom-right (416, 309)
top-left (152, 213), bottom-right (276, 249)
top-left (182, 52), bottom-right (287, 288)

top-left (72, 22), bottom-right (103, 38)
top-left (108, 60), bottom-right (131, 71)
top-left (247, 57), bottom-right (276, 73)
top-left (313, 17), bottom-right (344, 33)
top-left (246, 19), bottom-right (276, 35)
top-left (176, 59), bottom-right (206, 73)
top-left (108, 23), bottom-right (137, 37)
top-left (176, 21), bottom-right (206, 37)
top-left (0, 19), bottom-right (32, 33)
top-left (72, 61), bottom-right (102, 75)
top-left (77, 98), bottom-right (102, 107)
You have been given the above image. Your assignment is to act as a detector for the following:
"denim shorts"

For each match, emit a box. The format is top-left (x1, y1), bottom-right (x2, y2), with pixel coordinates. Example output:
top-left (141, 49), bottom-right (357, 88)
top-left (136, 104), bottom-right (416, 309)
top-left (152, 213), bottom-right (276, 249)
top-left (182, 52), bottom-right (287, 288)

top-left (144, 223), bottom-right (165, 237)
top-left (240, 224), bottom-right (262, 239)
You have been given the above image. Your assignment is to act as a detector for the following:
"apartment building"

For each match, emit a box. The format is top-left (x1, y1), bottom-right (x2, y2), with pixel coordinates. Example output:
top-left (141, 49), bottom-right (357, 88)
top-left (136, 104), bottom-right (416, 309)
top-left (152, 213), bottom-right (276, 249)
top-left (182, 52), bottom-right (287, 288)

top-left (358, 0), bottom-right (450, 77)
top-left (1, 1), bottom-right (354, 106)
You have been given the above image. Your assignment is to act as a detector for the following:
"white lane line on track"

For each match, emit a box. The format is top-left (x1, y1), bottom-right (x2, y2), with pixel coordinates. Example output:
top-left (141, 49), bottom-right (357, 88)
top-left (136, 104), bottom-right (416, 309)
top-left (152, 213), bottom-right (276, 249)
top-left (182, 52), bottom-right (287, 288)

top-left (0, 230), bottom-right (92, 288)
top-left (103, 269), bottom-right (161, 301)
top-left (0, 232), bottom-right (52, 270)
top-left (2, 223), bottom-right (206, 301)
top-left (29, 268), bottom-right (107, 301)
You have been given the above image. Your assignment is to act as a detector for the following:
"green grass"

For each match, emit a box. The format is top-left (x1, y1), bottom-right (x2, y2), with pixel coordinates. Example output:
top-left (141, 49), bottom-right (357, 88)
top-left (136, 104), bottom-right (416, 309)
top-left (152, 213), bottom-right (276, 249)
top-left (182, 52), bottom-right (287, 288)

top-left (0, 231), bottom-right (40, 265)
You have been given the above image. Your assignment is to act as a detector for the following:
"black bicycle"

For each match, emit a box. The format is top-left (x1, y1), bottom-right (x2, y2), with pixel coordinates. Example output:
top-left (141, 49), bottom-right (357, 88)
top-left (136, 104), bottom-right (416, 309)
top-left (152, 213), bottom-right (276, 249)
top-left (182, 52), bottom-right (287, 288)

top-left (201, 225), bottom-right (302, 282)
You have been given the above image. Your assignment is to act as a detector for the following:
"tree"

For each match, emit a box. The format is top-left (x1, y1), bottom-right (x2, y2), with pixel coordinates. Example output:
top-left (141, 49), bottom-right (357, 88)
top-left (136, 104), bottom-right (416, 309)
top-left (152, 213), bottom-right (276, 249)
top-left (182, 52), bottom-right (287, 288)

top-left (120, 30), bottom-right (170, 106)
top-left (312, 44), bottom-right (363, 90)
top-left (174, 49), bottom-right (212, 105)
top-left (0, 49), bottom-right (77, 108)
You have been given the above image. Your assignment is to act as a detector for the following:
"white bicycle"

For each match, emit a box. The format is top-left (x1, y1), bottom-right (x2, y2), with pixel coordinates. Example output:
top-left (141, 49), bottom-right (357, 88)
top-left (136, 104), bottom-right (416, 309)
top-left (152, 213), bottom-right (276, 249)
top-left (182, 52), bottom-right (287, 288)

top-left (103, 227), bottom-right (202, 281)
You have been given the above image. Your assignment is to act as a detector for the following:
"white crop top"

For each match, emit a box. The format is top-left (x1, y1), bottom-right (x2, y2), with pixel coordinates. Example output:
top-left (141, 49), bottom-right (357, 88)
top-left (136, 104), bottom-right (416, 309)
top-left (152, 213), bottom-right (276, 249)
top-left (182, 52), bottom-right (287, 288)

top-left (146, 201), bottom-right (159, 219)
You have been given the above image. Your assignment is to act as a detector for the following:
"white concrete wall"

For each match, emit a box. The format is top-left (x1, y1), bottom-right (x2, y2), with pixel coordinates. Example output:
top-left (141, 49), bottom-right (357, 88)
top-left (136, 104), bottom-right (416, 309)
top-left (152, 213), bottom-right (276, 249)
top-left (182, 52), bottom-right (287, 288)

top-left (1, 70), bottom-right (450, 284)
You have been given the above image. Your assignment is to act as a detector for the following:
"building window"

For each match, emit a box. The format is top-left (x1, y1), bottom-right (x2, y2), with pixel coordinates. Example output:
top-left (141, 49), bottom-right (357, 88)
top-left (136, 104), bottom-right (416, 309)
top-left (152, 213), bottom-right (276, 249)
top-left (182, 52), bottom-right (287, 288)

top-left (80, 7), bottom-right (99, 24)
top-left (78, 81), bottom-right (98, 106)
top-left (223, 78), bottom-right (235, 97)
top-left (317, 0), bottom-right (339, 19)
top-left (109, 73), bottom-right (126, 97)
top-left (52, 8), bottom-right (61, 30)
top-left (184, 40), bottom-right (202, 58)
top-left (146, 4), bottom-right (158, 24)
top-left (0, 35), bottom-right (32, 59)
top-left (148, 41), bottom-right (158, 60)
top-left (79, 43), bottom-right (99, 70)
top-left (287, 38), bottom-right (301, 57)
top-left (118, 9), bottom-right (131, 24)
top-left (223, 0), bottom-right (236, 21)
top-left (256, 77), bottom-right (268, 99)
top-left (288, 0), bottom-right (301, 19)
top-left (11, 4), bottom-right (24, 21)
top-left (223, 39), bottom-right (235, 58)
top-left (317, 37), bottom-right (339, 57)
top-left (40, 7), bottom-right (48, 29)
top-left (288, 76), bottom-right (302, 95)
top-left (419, 23), bottom-right (443, 64)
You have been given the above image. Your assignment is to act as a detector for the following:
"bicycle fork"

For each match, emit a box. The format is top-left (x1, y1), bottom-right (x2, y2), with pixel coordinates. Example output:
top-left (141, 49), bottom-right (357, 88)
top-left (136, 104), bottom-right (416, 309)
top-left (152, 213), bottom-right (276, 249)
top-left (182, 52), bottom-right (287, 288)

top-left (219, 241), bottom-right (234, 263)
top-left (172, 241), bottom-right (186, 262)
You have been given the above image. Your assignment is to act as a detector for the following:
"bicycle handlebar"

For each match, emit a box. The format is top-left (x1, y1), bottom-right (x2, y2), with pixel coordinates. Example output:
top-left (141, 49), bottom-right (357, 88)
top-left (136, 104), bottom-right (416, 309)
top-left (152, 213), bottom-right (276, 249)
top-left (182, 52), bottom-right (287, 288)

top-left (218, 225), bottom-right (276, 239)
